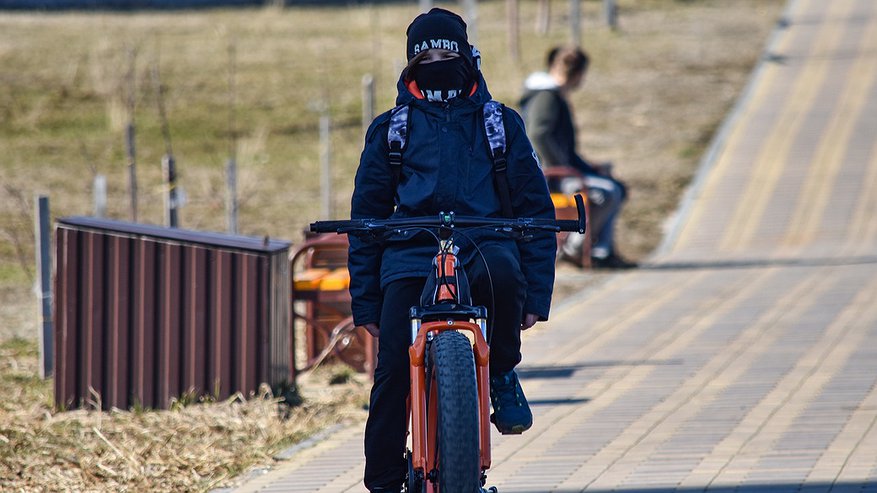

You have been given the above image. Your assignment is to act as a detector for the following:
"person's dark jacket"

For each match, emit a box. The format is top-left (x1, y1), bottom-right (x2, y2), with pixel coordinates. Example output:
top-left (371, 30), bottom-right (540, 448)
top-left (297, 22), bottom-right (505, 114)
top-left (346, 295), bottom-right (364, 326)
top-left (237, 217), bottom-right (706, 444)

top-left (348, 71), bottom-right (557, 327)
top-left (519, 72), bottom-right (597, 175)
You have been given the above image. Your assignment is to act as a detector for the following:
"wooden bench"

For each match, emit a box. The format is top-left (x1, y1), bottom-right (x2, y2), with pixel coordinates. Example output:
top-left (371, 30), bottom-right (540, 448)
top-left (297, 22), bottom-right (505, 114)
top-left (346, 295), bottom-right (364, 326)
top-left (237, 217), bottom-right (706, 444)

top-left (545, 166), bottom-right (592, 269)
top-left (289, 233), bottom-right (376, 375)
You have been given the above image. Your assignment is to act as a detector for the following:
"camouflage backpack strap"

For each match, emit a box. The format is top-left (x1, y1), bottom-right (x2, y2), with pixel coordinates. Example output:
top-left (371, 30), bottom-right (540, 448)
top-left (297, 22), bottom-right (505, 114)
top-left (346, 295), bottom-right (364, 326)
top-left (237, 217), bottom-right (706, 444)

top-left (387, 104), bottom-right (410, 188)
top-left (483, 100), bottom-right (514, 218)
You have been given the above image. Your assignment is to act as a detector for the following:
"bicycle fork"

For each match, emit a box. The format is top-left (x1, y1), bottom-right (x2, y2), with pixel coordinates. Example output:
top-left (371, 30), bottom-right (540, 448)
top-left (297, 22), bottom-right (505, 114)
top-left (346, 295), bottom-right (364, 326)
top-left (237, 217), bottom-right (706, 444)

top-left (408, 318), bottom-right (493, 491)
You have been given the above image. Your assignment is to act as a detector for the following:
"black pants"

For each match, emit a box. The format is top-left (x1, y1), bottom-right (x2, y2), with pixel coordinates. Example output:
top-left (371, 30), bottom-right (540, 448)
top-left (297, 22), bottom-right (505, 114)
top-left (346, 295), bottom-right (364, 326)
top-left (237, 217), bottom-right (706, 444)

top-left (363, 244), bottom-right (527, 491)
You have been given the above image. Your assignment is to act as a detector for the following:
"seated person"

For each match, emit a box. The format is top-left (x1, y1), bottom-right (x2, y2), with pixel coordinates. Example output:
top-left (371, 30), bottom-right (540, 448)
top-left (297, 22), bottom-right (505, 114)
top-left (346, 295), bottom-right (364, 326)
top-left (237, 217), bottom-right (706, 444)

top-left (520, 45), bottom-right (635, 269)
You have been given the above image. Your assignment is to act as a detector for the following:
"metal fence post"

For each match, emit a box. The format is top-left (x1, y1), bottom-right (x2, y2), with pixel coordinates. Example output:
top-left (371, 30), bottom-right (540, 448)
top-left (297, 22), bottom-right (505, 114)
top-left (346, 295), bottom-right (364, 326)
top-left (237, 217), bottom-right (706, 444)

top-left (126, 122), bottom-right (138, 222)
top-left (462, 0), bottom-right (478, 47)
top-left (605, 0), bottom-right (618, 30)
top-left (362, 74), bottom-right (375, 138)
top-left (34, 195), bottom-right (52, 378)
top-left (507, 0), bottom-right (520, 62)
top-left (226, 158), bottom-right (238, 235)
top-left (570, 0), bottom-right (582, 46)
top-left (226, 40), bottom-right (239, 235)
top-left (163, 155), bottom-right (179, 228)
top-left (94, 174), bottom-right (107, 218)
top-left (536, 0), bottom-right (550, 35)
top-left (320, 112), bottom-right (332, 220)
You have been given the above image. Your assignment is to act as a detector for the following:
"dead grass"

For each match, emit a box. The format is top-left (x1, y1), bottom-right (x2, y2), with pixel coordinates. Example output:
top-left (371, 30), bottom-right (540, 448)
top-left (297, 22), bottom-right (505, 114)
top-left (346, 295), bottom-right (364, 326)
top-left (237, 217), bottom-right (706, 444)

top-left (0, 0), bottom-right (785, 490)
top-left (0, 337), bottom-right (370, 492)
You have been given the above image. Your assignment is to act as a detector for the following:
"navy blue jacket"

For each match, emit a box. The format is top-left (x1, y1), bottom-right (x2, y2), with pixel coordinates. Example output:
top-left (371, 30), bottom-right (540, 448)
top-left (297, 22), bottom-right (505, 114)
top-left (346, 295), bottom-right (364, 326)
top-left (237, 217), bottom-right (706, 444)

top-left (348, 72), bottom-right (557, 326)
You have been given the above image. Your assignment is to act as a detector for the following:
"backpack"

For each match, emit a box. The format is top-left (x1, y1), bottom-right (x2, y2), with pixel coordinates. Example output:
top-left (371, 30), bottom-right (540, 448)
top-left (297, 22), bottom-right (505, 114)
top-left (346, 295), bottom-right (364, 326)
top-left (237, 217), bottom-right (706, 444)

top-left (386, 100), bottom-right (515, 217)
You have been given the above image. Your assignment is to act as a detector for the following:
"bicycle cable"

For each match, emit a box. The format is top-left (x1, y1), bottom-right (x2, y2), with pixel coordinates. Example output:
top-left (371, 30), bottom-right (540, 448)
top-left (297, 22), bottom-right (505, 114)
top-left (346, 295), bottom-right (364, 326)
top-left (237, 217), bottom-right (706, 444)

top-left (448, 227), bottom-right (499, 345)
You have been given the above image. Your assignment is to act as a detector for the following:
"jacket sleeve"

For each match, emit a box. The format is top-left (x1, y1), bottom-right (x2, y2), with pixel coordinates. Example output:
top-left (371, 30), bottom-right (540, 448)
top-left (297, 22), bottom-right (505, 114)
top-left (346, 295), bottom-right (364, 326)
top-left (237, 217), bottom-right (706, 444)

top-left (504, 108), bottom-right (557, 320)
top-left (348, 115), bottom-right (396, 326)
top-left (523, 90), bottom-right (567, 168)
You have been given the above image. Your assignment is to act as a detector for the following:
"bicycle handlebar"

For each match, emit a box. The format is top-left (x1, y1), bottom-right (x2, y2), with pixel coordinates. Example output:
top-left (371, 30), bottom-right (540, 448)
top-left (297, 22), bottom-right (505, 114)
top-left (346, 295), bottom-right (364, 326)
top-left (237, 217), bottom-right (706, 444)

top-left (311, 194), bottom-right (587, 236)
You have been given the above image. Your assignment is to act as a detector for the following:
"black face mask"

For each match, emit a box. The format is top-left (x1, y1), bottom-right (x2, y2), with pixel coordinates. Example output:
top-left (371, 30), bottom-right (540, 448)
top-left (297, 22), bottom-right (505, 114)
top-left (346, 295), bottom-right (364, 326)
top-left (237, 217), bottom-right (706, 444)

top-left (412, 57), bottom-right (472, 102)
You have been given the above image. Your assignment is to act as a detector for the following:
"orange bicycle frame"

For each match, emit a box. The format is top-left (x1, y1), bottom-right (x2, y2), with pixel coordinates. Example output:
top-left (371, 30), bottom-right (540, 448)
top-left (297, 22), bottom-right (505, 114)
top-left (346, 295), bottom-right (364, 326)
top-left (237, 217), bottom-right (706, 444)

top-left (407, 243), bottom-right (492, 489)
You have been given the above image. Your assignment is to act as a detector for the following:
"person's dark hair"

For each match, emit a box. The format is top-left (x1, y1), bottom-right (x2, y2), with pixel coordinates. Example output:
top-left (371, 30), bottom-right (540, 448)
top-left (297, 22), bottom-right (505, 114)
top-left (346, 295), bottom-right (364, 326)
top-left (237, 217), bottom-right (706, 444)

top-left (547, 46), bottom-right (590, 79)
top-left (403, 50), bottom-right (433, 80)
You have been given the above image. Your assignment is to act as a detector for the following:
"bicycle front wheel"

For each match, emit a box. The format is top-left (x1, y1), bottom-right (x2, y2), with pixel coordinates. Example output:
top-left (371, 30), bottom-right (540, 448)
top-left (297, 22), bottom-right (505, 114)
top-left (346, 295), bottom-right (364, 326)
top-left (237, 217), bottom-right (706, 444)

top-left (429, 330), bottom-right (481, 493)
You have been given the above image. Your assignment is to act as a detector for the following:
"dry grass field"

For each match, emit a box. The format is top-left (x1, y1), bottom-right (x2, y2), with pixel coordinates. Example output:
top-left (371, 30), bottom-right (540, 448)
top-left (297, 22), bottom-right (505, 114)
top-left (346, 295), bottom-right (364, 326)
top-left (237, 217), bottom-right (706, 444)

top-left (0, 0), bottom-right (784, 490)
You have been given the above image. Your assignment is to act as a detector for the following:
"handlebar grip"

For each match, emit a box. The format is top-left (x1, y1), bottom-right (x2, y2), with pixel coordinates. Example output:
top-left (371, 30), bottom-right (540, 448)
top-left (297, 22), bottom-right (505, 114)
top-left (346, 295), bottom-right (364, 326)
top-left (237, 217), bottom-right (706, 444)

top-left (574, 193), bottom-right (587, 234)
top-left (555, 220), bottom-right (580, 232)
top-left (310, 220), bottom-right (354, 233)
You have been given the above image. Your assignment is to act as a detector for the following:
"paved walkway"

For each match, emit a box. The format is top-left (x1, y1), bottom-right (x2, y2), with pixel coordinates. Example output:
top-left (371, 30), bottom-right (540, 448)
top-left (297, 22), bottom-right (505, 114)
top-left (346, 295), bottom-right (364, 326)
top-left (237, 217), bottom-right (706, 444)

top-left (232, 0), bottom-right (877, 491)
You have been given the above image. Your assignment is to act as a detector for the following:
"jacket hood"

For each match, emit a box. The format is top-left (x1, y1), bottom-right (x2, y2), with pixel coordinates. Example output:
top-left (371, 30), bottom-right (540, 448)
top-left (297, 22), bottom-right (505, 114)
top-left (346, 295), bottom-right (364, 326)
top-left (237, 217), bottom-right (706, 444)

top-left (395, 68), bottom-right (493, 108)
top-left (523, 71), bottom-right (559, 91)
top-left (520, 71), bottom-right (560, 107)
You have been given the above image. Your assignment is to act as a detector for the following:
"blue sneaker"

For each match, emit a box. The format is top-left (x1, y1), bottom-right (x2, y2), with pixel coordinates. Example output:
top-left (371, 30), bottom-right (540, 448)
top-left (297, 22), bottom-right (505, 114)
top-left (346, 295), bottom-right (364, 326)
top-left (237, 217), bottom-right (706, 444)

top-left (489, 370), bottom-right (533, 434)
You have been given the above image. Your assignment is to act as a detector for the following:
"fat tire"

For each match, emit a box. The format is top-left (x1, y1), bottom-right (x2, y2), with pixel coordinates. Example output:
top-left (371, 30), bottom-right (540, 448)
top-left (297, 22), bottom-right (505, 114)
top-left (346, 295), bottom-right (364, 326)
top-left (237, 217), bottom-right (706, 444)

top-left (429, 330), bottom-right (481, 493)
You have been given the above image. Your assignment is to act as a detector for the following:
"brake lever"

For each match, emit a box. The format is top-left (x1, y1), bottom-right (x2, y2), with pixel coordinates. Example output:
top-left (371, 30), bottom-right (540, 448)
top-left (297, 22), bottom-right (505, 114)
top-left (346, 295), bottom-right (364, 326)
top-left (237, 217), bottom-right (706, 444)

top-left (492, 226), bottom-right (526, 240)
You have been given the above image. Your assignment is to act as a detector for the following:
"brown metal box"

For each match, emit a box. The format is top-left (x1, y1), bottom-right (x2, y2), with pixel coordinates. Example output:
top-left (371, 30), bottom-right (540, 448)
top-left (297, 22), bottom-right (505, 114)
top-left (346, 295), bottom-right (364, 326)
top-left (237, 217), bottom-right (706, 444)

top-left (53, 217), bottom-right (292, 410)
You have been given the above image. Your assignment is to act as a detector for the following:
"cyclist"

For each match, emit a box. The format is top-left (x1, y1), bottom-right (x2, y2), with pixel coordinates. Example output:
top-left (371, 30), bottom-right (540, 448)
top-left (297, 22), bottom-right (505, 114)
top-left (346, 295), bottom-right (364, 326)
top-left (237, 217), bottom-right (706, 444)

top-left (348, 8), bottom-right (557, 492)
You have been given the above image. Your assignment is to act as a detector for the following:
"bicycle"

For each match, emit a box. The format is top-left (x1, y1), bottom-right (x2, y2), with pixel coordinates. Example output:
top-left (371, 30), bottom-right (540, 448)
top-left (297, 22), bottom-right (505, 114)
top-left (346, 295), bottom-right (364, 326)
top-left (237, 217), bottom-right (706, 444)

top-left (310, 194), bottom-right (586, 493)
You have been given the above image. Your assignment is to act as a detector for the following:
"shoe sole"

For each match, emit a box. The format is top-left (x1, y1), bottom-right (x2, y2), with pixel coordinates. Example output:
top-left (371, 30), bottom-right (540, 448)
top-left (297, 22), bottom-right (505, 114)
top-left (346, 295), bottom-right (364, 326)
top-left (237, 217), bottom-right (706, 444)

top-left (498, 424), bottom-right (530, 435)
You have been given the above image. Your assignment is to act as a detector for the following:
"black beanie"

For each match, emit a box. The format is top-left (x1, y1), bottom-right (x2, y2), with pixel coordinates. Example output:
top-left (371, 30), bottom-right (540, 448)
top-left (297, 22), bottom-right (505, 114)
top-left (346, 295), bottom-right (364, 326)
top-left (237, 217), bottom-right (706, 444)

top-left (406, 8), bottom-right (474, 68)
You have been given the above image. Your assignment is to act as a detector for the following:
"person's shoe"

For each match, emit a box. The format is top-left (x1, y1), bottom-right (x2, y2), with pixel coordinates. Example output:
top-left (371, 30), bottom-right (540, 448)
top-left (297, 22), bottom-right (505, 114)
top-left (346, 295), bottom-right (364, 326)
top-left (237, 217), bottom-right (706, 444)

top-left (591, 252), bottom-right (637, 270)
top-left (560, 237), bottom-right (588, 268)
top-left (489, 370), bottom-right (533, 435)
top-left (560, 249), bottom-right (586, 268)
top-left (368, 488), bottom-right (401, 493)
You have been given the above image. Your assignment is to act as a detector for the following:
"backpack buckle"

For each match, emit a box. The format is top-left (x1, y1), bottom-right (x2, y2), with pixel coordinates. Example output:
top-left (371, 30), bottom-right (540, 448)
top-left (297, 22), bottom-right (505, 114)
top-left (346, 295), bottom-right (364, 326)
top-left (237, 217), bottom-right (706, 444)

top-left (493, 155), bottom-right (507, 173)
top-left (389, 150), bottom-right (403, 167)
